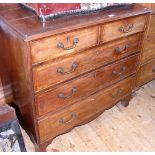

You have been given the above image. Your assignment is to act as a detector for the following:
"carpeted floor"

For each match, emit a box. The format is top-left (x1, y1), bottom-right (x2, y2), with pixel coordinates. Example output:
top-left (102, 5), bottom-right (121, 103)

top-left (21, 80), bottom-right (155, 152)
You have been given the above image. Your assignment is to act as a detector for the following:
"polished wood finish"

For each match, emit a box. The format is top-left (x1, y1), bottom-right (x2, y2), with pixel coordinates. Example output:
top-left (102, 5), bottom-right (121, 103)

top-left (101, 15), bottom-right (146, 43)
top-left (0, 4), bottom-right (150, 151)
top-left (138, 3), bottom-right (155, 14)
top-left (137, 58), bottom-right (155, 87)
top-left (137, 3), bottom-right (154, 10)
top-left (0, 17), bottom-right (13, 104)
top-left (31, 26), bottom-right (99, 64)
top-left (136, 3), bottom-right (155, 87)
top-left (0, 15), bottom-right (38, 141)
top-left (141, 37), bottom-right (155, 64)
top-left (0, 5), bottom-right (150, 41)
top-left (38, 75), bottom-right (135, 142)
top-left (36, 54), bottom-right (138, 116)
top-left (33, 34), bottom-right (141, 92)
top-left (23, 80), bottom-right (155, 152)
top-left (146, 15), bottom-right (155, 38)
top-left (141, 16), bottom-right (155, 64)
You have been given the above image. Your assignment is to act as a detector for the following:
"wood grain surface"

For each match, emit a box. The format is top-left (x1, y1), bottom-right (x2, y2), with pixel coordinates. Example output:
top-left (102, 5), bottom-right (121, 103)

top-left (35, 55), bottom-right (138, 116)
top-left (38, 75), bottom-right (135, 142)
top-left (0, 3), bottom-right (151, 151)
top-left (137, 58), bottom-right (155, 87)
top-left (33, 34), bottom-right (141, 92)
top-left (31, 26), bottom-right (99, 64)
top-left (101, 15), bottom-right (146, 43)
top-left (22, 79), bottom-right (155, 152)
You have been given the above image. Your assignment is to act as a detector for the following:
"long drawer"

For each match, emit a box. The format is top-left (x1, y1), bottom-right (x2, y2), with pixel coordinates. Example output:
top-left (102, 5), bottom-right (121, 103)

top-left (35, 54), bottom-right (138, 116)
top-left (30, 26), bottom-right (99, 64)
top-left (33, 34), bottom-right (141, 92)
top-left (137, 58), bottom-right (155, 87)
top-left (38, 75), bottom-right (135, 142)
top-left (101, 15), bottom-right (146, 43)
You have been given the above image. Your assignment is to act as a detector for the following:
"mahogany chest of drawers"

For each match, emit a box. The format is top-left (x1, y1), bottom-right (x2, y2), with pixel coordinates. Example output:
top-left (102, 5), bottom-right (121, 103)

top-left (0, 4), bottom-right (150, 151)
top-left (137, 4), bottom-right (155, 87)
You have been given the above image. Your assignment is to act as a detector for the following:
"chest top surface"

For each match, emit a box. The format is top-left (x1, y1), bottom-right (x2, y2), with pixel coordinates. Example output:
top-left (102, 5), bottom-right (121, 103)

top-left (0, 4), bottom-right (151, 41)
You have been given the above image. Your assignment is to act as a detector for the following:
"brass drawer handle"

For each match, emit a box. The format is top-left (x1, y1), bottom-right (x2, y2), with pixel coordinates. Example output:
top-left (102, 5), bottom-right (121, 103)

top-left (57, 62), bottom-right (78, 75)
top-left (118, 24), bottom-right (134, 33)
top-left (57, 38), bottom-right (79, 50)
top-left (58, 87), bottom-right (77, 99)
top-left (115, 44), bottom-right (129, 54)
top-left (110, 88), bottom-right (124, 99)
top-left (59, 112), bottom-right (77, 124)
top-left (112, 66), bottom-right (128, 76)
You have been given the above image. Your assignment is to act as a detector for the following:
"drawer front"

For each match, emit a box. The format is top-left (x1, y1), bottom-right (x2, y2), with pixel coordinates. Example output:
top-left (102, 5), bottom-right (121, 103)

top-left (141, 38), bottom-right (155, 63)
top-left (137, 59), bottom-right (155, 86)
top-left (140, 15), bottom-right (155, 63)
top-left (35, 54), bottom-right (138, 116)
top-left (101, 15), bottom-right (146, 43)
top-left (33, 34), bottom-right (141, 92)
top-left (147, 15), bottom-right (155, 39)
top-left (31, 26), bottom-right (99, 64)
top-left (38, 75), bottom-right (135, 142)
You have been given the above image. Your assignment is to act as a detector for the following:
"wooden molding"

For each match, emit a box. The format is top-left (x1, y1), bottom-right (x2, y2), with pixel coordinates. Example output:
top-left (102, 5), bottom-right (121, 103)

top-left (0, 84), bottom-right (13, 104)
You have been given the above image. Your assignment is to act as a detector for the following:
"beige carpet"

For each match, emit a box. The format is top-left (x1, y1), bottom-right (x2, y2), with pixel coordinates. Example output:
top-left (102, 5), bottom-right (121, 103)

top-left (21, 80), bottom-right (155, 152)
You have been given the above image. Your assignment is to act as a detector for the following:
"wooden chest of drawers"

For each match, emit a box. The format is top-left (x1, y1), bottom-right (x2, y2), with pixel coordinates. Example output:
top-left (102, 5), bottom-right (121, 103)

top-left (0, 4), bottom-right (150, 151)
top-left (137, 4), bottom-right (155, 87)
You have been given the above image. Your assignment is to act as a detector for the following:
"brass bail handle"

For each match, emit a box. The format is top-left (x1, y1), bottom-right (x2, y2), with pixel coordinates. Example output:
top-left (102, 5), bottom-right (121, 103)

top-left (59, 112), bottom-right (77, 124)
top-left (57, 37), bottom-right (79, 50)
top-left (57, 62), bottom-right (78, 75)
top-left (112, 66), bottom-right (128, 76)
top-left (118, 24), bottom-right (134, 33)
top-left (115, 44), bottom-right (129, 54)
top-left (58, 87), bottom-right (77, 99)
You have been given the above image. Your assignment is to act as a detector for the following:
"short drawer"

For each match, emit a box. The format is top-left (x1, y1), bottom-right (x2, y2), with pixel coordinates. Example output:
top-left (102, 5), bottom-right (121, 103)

top-left (33, 34), bottom-right (141, 92)
top-left (35, 54), bottom-right (138, 116)
top-left (101, 15), bottom-right (146, 43)
top-left (137, 58), bottom-right (155, 87)
top-left (38, 75), bottom-right (135, 142)
top-left (31, 26), bottom-right (99, 64)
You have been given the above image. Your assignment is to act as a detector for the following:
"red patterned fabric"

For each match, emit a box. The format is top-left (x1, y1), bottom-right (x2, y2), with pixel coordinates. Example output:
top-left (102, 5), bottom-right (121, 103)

top-left (25, 3), bottom-right (81, 16)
